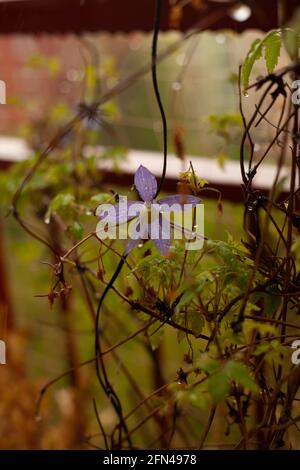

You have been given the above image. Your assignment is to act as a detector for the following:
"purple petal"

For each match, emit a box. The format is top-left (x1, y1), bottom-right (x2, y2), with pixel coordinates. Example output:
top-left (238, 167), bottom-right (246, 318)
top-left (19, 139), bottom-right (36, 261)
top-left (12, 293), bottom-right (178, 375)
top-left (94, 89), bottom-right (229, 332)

top-left (97, 200), bottom-right (143, 225)
top-left (125, 217), bottom-right (149, 254)
top-left (124, 237), bottom-right (141, 255)
top-left (158, 194), bottom-right (200, 212)
top-left (149, 215), bottom-right (171, 255)
top-left (152, 235), bottom-right (171, 255)
top-left (134, 165), bottom-right (157, 202)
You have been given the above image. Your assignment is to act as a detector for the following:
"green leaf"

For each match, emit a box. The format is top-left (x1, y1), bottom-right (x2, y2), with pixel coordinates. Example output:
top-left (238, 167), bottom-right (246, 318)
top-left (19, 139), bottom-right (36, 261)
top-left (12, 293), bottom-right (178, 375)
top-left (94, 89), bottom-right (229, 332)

top-left (242, 38), bottom-right (263, 89)
top-left (204, 359), bottom-right (258, 402)
top-left (177, 274), bottom-right (211, 309)
top-left (283, 27), bottom-right (300, 60)
top-left (251, 285), bottom-right (282, 317)
top-left (175, 388), bottom-right (208, 409)
top-left (67, 221), bottom-right (84, 241)
top-left (242, 30), bottom-right (283, 89)
top-left (264, 30), bottom-right (282, 74)
top-left (216, 153), bottom-right (227, 170)
top-left (90, 193), bottom-right (111, 204)
top-left (244, 319), bottom-right (278, 337)
top-left (225, 361), bottom-right (258, 393)
top-left (208, 371), bottom-right (230, 402)
top-left (177, 289), bottom-right (195, 309)
top-left (50, 193), bottom-right (75, 213)
top-left (132, 256), bottom-right (180, 288)
top-left (187, 311), bottom-right (205, 336)
top-left (188, 389), bottom-right (208, 409)
top-left (253, 341), bottom-right (271, 356)
top-left (197, 355), bottom-right (220, 375)
top-left (253, 340), bottom-right (287, 365)
top-left (45, 193), bottom-right (75, 223)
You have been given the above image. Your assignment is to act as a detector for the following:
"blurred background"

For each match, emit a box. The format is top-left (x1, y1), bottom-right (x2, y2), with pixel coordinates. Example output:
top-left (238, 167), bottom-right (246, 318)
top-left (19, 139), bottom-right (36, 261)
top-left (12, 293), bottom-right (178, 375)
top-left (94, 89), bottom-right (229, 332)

top-left (0, 0), bottom-right (296, 449)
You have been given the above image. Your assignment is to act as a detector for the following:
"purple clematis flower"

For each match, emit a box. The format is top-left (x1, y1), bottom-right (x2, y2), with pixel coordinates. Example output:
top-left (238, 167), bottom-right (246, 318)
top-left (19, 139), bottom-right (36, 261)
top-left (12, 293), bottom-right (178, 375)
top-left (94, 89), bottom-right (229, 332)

top-left (97, 165), bottom-right (200, 255)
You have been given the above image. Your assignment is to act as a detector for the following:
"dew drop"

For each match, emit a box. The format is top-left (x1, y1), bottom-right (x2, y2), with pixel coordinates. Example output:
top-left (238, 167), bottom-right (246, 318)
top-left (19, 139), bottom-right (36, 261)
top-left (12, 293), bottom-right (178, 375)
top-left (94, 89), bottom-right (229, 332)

top-left (138, 242), bottom-right (143, 248)
top-left (243, 91), bottom-right (249, 98)
top-left (44, 215), bottom-right (50, 224)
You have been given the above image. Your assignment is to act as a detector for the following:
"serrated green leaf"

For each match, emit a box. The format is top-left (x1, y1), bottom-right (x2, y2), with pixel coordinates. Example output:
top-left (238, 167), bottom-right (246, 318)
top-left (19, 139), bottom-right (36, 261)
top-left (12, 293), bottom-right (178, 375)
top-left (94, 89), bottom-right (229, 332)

top-left (264, 30), bottom-right (282, 74)
top-left (243, 319), bottom-right (278, 337)
top-left (253, 341), bottom-right (271, 356)
top-left (132, 255), bottom-right (180, 288)
top-left (242, 30), bottom-right (284, 89)
top-left (242, 38), bottom-right (263, 89)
